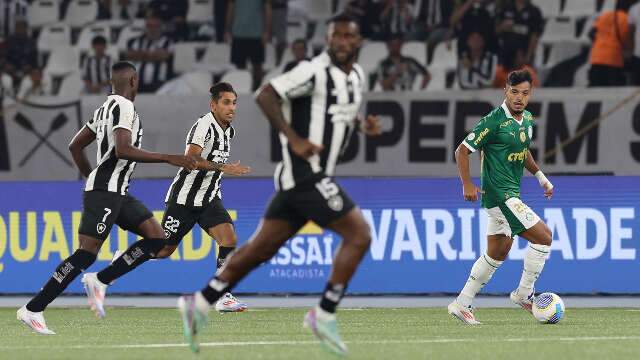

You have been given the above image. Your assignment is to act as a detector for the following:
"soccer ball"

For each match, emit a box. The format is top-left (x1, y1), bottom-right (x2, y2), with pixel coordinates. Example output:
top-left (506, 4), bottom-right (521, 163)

top-left (532, 292), bottom-right (565, 324)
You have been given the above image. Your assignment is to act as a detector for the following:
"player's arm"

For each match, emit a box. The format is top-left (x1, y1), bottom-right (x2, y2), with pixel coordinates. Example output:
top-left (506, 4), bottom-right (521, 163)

top-left (184, 144), bottom-right (251, 176)
top-left (68, 125), bottom-right (96, 178)
top-left (255, 84), bottom-right (323, 158)
top-left (525, 150), bottom-right (554, 199)
top-left (113, 128), bottom-right (197, 170)
top-left (455, 144), bottom-right (482, 202)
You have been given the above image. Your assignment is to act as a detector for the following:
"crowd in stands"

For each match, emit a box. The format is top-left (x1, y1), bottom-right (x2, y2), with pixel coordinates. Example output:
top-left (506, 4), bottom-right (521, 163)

top-left (0, 0), bottom-right (636, 99)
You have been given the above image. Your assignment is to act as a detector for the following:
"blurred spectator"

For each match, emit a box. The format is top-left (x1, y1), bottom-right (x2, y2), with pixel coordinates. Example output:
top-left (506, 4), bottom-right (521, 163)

top-left (451, 0), bottom-right (496, 55)
top-left (283, 38), bottom-right (309, 72)
top-left (493, 47), bottom-right (539, 88)
top-left (3, 19), bottom-right (38, 82)
top-left (0, 0), bottom-right (27, 40)
top-left (457, 31), bottom-right (498, 89)
top-left (376, 34), bottom-right (431, 91)
top-left (345, 0), bottom-right (383, 39)
top-left (82, 36), bottom-right (112, 94)
top-left (495, 0), bottom-right (543, 65)
top-left (126, 14), bottom-right (174, 93)
top-left (215, 0), bottom-right (228, 42)
top-left (380, 0), bottom-right (416, 38)
top-left (148, 0), bottom-right (189, 41)
top-left (589, 1), bottom-right (632, 87)
top-left (17, 68), bottom-right (52, 100)
top-left (627, 0), bottom-right (640, 85)
top-left (225, 0), bottom-right (272, 90)
top-left (272, 0), bottom-right (288, 65)
top-left (414, 0), bottom-right (454, 58)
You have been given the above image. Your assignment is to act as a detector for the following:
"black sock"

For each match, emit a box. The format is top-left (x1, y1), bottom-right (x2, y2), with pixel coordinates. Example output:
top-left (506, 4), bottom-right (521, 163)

top-left (217, 246), bottom-right (235, 269)
top-left (200, 276), bottom-right (233, 305)
top-left (26, 249), bottom-right (96, 312)
top-left (97, 238), bottom-right (165, 285)
top-left (319, 283), bottom-right (346, 314)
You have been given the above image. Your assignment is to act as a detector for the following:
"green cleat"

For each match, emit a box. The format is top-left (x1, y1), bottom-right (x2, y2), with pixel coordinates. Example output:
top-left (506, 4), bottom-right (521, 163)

top-left (303, 307), bottom-right (348, 356)
top-left (177, 295), bottom-right (208, 353)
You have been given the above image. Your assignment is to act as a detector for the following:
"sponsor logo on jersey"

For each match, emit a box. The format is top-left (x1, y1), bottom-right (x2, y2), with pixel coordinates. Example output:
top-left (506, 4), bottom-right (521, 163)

top-left (499, 120), bottom-right (513, 128)
top-left (474, 128), bottom-right (490, 145)
top-left (507, 149), bottom-right (528, 162)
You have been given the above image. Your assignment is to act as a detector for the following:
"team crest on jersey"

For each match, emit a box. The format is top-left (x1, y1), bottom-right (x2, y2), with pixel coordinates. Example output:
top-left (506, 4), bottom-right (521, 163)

top-left (519, 131), bottom-right (526, 143)
top-left (328, 195), bottom-right (344, 212)
top-left (97, 222), bottom-right (106, 234)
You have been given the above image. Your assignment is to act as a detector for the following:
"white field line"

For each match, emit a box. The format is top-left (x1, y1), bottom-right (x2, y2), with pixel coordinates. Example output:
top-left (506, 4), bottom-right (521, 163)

top-left (2, 336), bottom-right (640, 351)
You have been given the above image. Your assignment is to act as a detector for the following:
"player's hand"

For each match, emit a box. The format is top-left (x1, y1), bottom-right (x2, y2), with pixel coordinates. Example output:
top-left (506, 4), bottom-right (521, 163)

top-left (290, 136), bottom-right (324, 159)
top-left (167, 154), bottom-right (198, 171)
top-left (221, 161), bottom-right (252, 176)
top-left (542, 182), bottom-right (554, 200)
top-left (462, 182), bottom-right (483, 202)
top-left (361, 114), bottom-right (382, 136)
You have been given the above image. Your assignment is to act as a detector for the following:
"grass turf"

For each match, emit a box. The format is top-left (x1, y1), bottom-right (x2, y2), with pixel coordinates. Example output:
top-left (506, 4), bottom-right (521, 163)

top-left (1, 307), bottom-right (639, 359)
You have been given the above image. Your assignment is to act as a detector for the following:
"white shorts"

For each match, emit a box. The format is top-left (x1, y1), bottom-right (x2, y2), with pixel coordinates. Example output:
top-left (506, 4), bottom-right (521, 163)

top-left (486, 197), bottom-right (540, 237)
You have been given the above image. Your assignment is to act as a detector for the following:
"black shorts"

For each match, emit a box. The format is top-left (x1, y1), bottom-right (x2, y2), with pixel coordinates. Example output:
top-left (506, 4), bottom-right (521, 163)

top-left (264, 177), bottom-right (356, 229)
top-left (231, 37), bottom-right (265, 68)
top-left (78, 190), bottom-right (154, 241)
top-left (162, 197), bottom-right (233, 246)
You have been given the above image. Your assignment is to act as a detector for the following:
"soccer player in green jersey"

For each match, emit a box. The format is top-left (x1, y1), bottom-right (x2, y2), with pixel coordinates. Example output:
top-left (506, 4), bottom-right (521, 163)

top-left (448, 70), bottom-right (554, 325)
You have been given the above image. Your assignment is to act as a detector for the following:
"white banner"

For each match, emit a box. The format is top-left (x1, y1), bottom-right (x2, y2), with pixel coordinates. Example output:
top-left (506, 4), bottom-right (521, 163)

top-left (1, 88), bottom-right (638, 180)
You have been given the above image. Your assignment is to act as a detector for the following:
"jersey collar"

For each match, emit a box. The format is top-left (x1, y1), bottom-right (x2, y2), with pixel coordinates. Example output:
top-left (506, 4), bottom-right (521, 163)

top-left (501, 101), bottom-right (523, 125)
top-left (210, 112), bottom-right (235, 137)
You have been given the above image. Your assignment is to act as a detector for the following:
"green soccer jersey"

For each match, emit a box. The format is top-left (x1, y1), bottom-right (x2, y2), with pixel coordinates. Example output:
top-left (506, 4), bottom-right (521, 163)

top-left (463, 102), bottom-right (534, 209)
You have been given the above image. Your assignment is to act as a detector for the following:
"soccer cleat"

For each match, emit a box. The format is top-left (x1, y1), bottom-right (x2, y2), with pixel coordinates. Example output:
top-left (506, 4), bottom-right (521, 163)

top-left (510, 287), bottom-right (535, 314)
top-left (303, 307), bottom-right (348, 356)
top-left (447, 301), bottom-right (481, 325)
top-left (81, 272), bottom-right (107, 318)
top-left (17, 306), bottom-right (56, 335)
top-left (215, 293), bottom-right (248, 313)
top-left (178, 295), bottom-right (208, 354)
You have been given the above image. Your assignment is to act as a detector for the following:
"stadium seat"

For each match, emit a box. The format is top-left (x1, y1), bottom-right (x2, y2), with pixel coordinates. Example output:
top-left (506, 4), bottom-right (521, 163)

top-left (187, 0), bottom-right (213, 23)
top-left (37, 24), bottom-right (72, 53)
top-left (44, 45), bottom-right (80, 76)
top-left (310, 20), bottom-right (328, 50)
top-left (403, 41), bottom-right (427, 69)
top-left (562, 0), bottom-right (598, 17)
top-left (287, 20), bottom-right (309, 42)
top-left (264, 43), bottom-right (277, 70)
top-left (429, 40), bottom-right (457, 68)
top-left (220, 70), bottom-right (252, 94)
top-left (290, 0), bottom-right (332, 21)
top-left (578, 15), bottom-right (598, 45)
top-left (57, 71), bottom-right (84, 96)
top-left (600, 0), bottom-right (615, 12)
top-left (540, 17), bottom-right (576, 43)
top-left (156, 71), bottom-right (214, 95)
top-left (116, 21), bottom-right (145, 51)
top-left (358, 41), bottom-right (386, 75)
top-left (531, 0), bottom-right (561, 18)
top-left (75, 23), bottom-right (112, 53)
top-left (196, 42), bottom-right (235, 73)
top-left (28, 0), bottom-right (60, 28)
top-left (425, 66), bottom-right (447, 90)
top-left (173, 42), bottom-right (206, 74)
top-left (64, 0), bottom-right (99, 28)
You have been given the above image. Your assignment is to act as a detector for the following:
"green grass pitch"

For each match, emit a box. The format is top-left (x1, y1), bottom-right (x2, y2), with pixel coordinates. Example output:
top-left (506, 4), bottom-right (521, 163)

top-left (2, 307), bottom-right (639, 359)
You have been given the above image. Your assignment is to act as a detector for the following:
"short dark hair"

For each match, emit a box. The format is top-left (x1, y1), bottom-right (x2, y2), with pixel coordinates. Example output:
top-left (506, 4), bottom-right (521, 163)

top-left (388, 33), bottom-right (404, 42)
top-left (506, 69), bottom-right (533, 87)
top-left (112, 61), bottom-right (137, 73)
top-left (327, 13), bottom-right (358, 27)
top-left (92, 35), bottom-right (107, 46)
top-left (209, 82), bottom-right (237, 101)
top-left (292, 38), bottom-right (307, 47)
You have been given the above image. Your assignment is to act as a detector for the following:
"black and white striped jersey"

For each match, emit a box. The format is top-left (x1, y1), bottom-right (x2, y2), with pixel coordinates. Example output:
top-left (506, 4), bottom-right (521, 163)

top-left (165, 112), bottom-right (235, 207)
top-left (268, 51), bottom-right (365, 191)
top-left (84, 94), bottom-right (142, 195)
top-left (82, 54), bottom-right (112, 86)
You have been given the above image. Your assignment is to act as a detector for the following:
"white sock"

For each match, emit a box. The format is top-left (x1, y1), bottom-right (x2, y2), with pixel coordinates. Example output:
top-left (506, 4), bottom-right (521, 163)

top-left (315, 305), bottom-right (336, 321)
top-left (457, 253), bottom-right (503, 308)
top-left (194, 291), bottom-right (211, 314)
top-left (517, 244), bottom-right (550, 295)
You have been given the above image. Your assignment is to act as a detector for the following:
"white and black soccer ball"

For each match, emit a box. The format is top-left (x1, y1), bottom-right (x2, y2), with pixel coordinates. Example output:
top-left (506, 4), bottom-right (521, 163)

top-left (532, 292), bottom-right (565, 324)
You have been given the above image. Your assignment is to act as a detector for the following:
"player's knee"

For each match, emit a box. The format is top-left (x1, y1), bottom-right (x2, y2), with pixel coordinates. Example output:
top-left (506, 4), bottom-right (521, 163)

top-left (352, 221), bottom-right (372, 251)
top-left (218, 232), bottom-right (237, 247)
top-left (78, 237), bottom-right (101, 254)
top-left (155, 245), bottom-right (178, 259)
